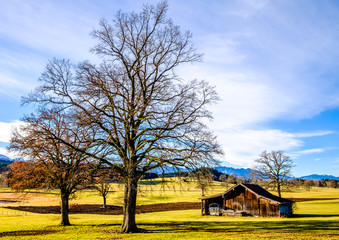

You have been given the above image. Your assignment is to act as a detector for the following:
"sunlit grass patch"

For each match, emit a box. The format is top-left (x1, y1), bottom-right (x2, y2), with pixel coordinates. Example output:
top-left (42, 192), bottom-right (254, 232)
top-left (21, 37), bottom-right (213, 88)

top-left (0, 206), bottom-right (338, 239)
top-left (1, 181), bottom-right (339, 239)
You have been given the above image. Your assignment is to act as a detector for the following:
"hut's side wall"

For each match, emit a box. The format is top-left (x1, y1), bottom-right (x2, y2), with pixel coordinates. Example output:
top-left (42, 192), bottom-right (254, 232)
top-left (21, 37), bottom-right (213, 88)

top-left (224, 185), bottom-right (245, 211)
top-left (259, 198), bottom-right (280, 217)
top-left (243, 189), bottom-right (260, 216)
top-left (224, 188), bottom-right (257, 214)
top-left (224, 188), bottom-right (280, 217)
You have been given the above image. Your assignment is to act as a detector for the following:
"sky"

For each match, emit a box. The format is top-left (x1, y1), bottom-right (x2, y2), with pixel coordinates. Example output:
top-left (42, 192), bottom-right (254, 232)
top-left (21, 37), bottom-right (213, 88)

top-left (0, 0), bottom-right (339, 177)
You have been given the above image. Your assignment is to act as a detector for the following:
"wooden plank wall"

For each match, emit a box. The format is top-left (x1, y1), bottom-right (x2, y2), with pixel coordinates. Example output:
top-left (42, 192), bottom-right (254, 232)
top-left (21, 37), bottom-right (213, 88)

top-left (224, 188), bottom-right (280, 217)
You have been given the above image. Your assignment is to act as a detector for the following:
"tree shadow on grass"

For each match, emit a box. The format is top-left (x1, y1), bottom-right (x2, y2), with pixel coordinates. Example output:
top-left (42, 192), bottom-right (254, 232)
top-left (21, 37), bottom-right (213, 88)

top-left (0, 230), bottom-right (58, 237)
top-left (135, 220), bottom-right (339, 233)
top-left (77, 219), bottom-right (339, 234)
top-left (77, 223), bottom-right (121, 227)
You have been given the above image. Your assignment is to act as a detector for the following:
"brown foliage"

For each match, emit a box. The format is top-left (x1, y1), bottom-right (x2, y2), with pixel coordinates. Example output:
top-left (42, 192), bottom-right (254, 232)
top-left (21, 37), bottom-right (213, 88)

top-left (6, 160), bottom-right (48, 190)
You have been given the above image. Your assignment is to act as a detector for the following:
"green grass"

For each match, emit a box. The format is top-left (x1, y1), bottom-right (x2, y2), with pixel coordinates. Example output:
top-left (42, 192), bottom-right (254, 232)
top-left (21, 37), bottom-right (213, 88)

top-left (281, 187), bottom-right (339, 199)
top-left (74, 178), bottom-right (230, 206)
top-left (0, 181), bottom-right (338, 239)
top-left (0, 202), bottom-right (338, 239)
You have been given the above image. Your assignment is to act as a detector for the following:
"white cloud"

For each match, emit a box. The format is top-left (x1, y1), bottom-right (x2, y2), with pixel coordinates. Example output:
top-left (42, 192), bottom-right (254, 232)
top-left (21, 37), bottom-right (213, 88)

top-left (216, 128), bottom-right (302, 166)
top-left (0, 121), bottom-right (25, 143)
top-left (0, 147), bottom-right (18, 159)
top-left (0, 147), bottom-right (24, 159)
top-left (0, 147), bottom-right (8, 155)
top-left (215, 128), bottom-right (334, 167)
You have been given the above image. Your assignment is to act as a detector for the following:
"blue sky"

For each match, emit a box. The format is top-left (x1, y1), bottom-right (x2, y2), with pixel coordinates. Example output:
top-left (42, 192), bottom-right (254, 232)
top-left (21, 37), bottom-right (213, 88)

top-left (0, 0), bottom-right (339, 177)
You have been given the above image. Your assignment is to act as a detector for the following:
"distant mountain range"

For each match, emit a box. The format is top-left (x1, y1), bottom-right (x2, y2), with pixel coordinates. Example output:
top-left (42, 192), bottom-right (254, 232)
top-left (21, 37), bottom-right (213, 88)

top-left (299, 174), bottom-right (339, 181)
top-left (0, 154), bottom-right (337, 180)
top-left (215, 166), bottom-right (252, 177)
top-left (215, 166), bottom-right (339, 181)
top-left (0, 155), bottom-right (13, 172)
top-left (0, 154), bottom-right (13, 164)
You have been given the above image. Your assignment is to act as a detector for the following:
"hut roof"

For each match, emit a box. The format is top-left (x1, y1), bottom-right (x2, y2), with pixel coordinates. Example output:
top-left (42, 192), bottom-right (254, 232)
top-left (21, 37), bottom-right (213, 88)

top-left (201, 183), bottom-right (292, 204)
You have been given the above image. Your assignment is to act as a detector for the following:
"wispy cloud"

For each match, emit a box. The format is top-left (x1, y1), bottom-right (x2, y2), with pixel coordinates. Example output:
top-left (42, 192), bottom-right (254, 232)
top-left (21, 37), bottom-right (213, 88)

top-left (181, 0), bottom-right (339, 124)
top-left (0, 1), bottom-right (96, 58)
top-left (0, 0), bottom-right (99, 97)
top-left (295, 148), bottom-right (326, 155)
top-left (293, 131), bottom-right (334, 138)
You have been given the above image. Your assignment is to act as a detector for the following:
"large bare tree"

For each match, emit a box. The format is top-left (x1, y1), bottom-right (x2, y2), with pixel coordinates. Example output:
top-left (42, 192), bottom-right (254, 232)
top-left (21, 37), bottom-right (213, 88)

top-left (25, 1), bottom-right (222, 232)
top-left (253, 150), bottom-right (293, 197)
top-left (9, 109), bottom-right (97, 226)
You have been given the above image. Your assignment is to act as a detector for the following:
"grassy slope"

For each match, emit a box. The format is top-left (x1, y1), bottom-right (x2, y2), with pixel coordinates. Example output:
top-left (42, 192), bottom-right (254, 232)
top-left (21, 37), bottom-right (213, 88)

top-left (0, 180), bottom-right (338, 239)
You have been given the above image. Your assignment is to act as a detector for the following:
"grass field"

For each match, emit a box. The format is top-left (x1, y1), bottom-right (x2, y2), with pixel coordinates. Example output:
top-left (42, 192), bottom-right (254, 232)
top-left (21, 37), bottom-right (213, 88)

top-left (0, 179), bottom-right (338, 239)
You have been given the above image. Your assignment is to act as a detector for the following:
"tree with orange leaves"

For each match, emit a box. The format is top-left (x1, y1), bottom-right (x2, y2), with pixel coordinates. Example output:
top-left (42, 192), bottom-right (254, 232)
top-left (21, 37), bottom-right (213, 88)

top-left (6, 160), bottom-right (48, 190)
top-left (9, 109), bottom-right (98, 226)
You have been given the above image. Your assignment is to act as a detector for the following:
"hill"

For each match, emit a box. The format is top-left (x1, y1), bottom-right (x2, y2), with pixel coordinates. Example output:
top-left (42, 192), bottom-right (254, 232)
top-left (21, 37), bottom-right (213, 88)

top-left (0, 154), bottom-right (13, 164)
top-left (215, 166), bottom-right (252, 177)
top-left (0, 154), bottom-right (13, 172)
top-left (214, 166), bottom-right (339, 181)
top-left (299, 174), bottom-right (339, 181)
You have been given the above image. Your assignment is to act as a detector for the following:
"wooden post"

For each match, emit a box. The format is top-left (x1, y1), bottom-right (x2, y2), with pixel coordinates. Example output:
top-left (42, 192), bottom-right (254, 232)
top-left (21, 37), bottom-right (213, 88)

top-left (205, 200), bottom-right (209, 215)
top-left (243, 190), bottom-right (245, 212)
top-left (279, 204), bottom-right (281, 217)
top-left (258, 199), bottom-right (260, 217)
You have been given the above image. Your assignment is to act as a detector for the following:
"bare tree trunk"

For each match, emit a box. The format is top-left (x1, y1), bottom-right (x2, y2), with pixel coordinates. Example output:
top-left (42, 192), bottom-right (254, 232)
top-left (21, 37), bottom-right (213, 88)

top-left (120, 177), bottom-right (138, 233)
top-left (277, 182), bottom-right (281, 198)
top-left (60, 192), bottom-right (71, 226)
top-left (102, 194), bottom-right (107, 208)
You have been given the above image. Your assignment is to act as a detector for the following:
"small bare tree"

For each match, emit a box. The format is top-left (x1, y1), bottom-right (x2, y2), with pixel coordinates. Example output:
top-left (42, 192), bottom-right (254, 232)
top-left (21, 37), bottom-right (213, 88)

top-left (9, 109), bottom-right (97, 226)
top-left (253, 151), bottom-right (293, 197)
top-left (190, 167), bottom-right (213, 196)
top-left (90, 168), bottom-right (120, 208)
top-left (219, 174), bottom-right (229, 188)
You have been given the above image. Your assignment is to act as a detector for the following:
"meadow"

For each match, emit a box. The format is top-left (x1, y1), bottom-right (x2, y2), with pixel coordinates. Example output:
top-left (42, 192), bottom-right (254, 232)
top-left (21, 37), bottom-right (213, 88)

top-left (0, 179), bottom-right (338, 239)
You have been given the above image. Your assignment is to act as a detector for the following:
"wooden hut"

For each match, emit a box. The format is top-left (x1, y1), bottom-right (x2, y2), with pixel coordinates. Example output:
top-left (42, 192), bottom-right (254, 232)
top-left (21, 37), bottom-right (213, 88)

top-left (201, 183), bottom-right (293, 217)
